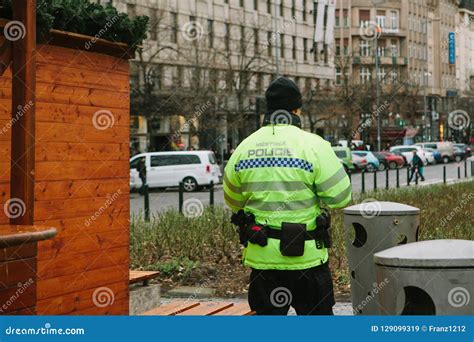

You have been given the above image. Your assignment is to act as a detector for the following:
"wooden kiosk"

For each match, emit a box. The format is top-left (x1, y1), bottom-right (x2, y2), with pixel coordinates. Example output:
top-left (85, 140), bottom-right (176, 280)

top-left (0, 1), bottom-right (130, 315)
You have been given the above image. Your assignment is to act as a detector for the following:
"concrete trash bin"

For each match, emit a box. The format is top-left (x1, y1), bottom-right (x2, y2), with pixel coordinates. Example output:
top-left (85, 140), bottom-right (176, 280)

top-left (344, 201), bottom-right (420, 315)
top-left (374, 240), bottom-right (474, 315)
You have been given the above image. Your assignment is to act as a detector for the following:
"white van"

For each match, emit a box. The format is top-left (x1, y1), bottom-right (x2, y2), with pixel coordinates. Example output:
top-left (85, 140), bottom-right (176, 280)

top-left (415, 142), bottom-right (455, 164)
top-left (130, 151), bottom-right (222, 192)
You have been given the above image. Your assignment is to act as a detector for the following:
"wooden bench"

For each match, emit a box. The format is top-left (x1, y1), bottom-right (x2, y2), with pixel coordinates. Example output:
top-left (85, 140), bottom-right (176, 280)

top-left (143, 300), bottom-right (255, 316)
top-left (129, 270), bottom-right (160, 286)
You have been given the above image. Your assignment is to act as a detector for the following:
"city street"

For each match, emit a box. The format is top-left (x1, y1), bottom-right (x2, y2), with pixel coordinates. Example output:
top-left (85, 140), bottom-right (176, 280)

top-left (130, 161), bottom-right (473, 216)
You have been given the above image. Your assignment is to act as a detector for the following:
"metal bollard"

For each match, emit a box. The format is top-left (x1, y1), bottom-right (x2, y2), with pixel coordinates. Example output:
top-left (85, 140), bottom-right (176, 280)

top-left (396, 168), bottom-right (400, 188)
top-left (443, 166), bottom-right (447, 184)
top-left (374, 171), bottom-right (378, 191)
top-left (344, 202), bottom-right (420, 315)
top-left (178, 182), bottom-right (184, 214)
top-left (472, 161), bottom-right (474, 177)
top-left (386, 169), bottom-right (389, 190)
top-left (407, 167), bottom-right (410, 186)
top-left (465, 160), bottom-right (468, 178)
top-left (361, 171), bottom-right (366, 194)
top-left (144, 184), bottom-right (150, 222)
top-left (458, 165), bottom-right (461, 179)
top-left (209, 181), bottom-right (215, 206)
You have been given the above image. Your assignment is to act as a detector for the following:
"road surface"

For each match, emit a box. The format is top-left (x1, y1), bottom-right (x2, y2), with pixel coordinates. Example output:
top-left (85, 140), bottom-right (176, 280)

top-left (130, 161), bottom-right (473, 216)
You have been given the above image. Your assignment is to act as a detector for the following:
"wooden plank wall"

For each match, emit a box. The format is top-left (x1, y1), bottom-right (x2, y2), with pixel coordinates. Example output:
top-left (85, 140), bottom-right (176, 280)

top-left (0, 44), bottom-right (131, 315)
top-left (0, 63), bottom-right (11, 226)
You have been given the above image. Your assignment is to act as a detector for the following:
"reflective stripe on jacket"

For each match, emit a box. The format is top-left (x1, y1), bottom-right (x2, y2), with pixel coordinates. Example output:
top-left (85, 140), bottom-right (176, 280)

top-left (224, 124), bottom-right (352, 270)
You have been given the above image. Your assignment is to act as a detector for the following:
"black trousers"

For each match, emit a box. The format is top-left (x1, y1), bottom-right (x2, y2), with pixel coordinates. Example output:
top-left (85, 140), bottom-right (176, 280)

top-left (248, 262), bottom-right (335, 316)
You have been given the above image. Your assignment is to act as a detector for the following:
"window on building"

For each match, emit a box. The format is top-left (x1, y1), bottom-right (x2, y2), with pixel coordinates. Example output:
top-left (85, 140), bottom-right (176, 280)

top-left (336, 67), bottom-right (342, 85)
top-left (268, 31), bottom-right (273, 57)
top-left (359, 9), bottom-right (370, 27)
top-left (208, 20), bottom-right (214, 48)
top-left (303, 0), bottom-right (307, 21)
top-left (360, 39), bottom-right (370, 56)
top-left (343, 38), bottom-right (349, 55)
top-left (335, 9), bottom-right (340, 27)
top-left (376, 10), bottom-right (386, 28)
top-left (280, 34), bottom-right (285, 58)
top-left (303, 38), bottom-right (308, 60)
top-left (240, 26), bottom-right (245, 51)
top-left (280, 0), bottom-right (284, 16)
top-left (343, 9), bottom-right (349, 27)
top-left (360, 67), bottom-right (372, 83)
top-left (171, 12), bottom-right (178, 43)
top-left (225, 24), bottom-right (230, 51)
top-left (292, 0), bottom-right (296, 17)
top-left (390, 11), bottom-right (398, 29)
top-left (335, 38), bottom-right (340, 56)
top-left (378, 67), bottom-right (387, 84)
top-left (267, 0), bottom-right (272, 14)
top-left (254, 0), bottom-right (258, 11)
top-left (390, 39), bottom-right (398, 56)
top-left (292, 36), bottom-right (297, 59)
top-left (254, 29), bottom-right (259, 54)
top-left (390, 69), bottom-right (398, 82)
top-left (149, 9), bottom-right (158, 41)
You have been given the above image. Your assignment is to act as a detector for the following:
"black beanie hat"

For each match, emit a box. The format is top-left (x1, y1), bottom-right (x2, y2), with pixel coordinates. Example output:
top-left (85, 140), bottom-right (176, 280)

top-left (265, 77), bottom-right (303, 114)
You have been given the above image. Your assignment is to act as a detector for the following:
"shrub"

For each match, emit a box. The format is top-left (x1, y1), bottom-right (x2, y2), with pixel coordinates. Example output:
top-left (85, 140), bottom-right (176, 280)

top-left (1, 0), bottom-right (149, 48)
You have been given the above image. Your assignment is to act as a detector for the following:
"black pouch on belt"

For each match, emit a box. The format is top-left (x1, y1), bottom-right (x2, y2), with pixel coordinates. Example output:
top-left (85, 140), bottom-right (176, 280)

top-left (280, 222), bottom-right (307, 257)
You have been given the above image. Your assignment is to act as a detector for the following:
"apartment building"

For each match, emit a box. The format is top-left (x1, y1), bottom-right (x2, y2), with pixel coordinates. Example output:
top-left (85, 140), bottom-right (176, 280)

top-left (334, 0), bottom-right (461, 144)
top-left (107, 0), bottom-right (336, 154)
top-left (456, 0), bottom-right (474, 95)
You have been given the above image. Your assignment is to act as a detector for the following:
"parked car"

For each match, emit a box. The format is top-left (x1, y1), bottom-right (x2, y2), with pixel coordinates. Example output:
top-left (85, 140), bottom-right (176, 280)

top-left (453, 146), bottom-right (467, 162)
top-left (415, 142), bottom-right (455, 164)
top-left (352, 151), bottom-right (380, 172)
top-left (376, 152), bottom-right (405, 169)
top-left (130, 151), bottom-right (222, 192)
top-left (332, 147), bottom-right (355, 173)
top-left (351, 153), bottom-right (368, 172)
top-left (454, 144), bottom-right (472, 158)
top-left (389, 145), bottom-right (428, 166)
top-left (373, 152), bottom-right (389, 171)
top-left (424, 147), bottom-right (442, 164)
top-left (422, 149), bottom-right (437, 165)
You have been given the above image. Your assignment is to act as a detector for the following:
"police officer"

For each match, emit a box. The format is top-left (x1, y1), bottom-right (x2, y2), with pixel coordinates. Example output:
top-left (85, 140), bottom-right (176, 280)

top-left (224, 77), bottom-right (352, 315)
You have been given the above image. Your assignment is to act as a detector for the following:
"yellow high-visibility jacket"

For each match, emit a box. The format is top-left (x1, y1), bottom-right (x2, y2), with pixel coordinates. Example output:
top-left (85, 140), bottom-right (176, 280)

top-left (224, 124), bottom-right (352, 270)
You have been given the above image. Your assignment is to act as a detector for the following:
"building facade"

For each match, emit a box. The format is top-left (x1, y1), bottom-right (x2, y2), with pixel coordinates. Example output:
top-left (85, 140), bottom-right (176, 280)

top-left (108, 0), bottom-right (337, 156)
top-left (334, 0), bottom-right (465, 146)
